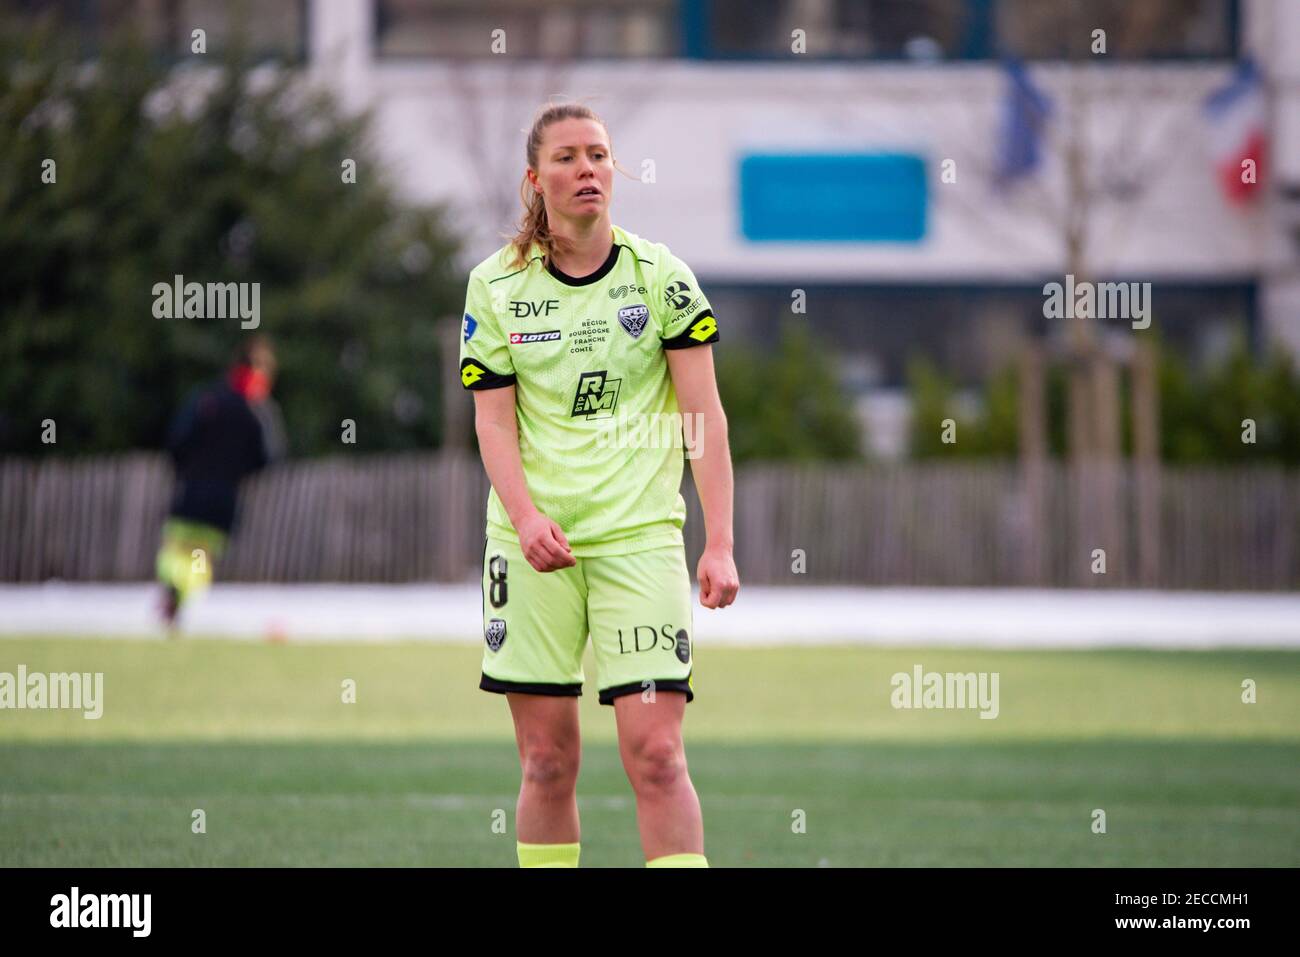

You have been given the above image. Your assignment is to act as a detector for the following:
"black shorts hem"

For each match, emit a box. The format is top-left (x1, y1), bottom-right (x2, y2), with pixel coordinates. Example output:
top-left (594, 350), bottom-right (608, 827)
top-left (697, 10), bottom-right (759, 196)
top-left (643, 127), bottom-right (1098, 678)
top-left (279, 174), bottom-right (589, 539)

top-left (598, 679), bottom-right (694, 706)
top-left (480, 673), bottom-right (583, 697)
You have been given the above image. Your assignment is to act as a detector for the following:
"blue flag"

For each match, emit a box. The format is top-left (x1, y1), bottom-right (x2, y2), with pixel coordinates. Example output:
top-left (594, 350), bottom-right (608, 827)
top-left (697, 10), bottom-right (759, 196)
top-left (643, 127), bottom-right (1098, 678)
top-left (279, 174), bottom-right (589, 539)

top-left (996, 59), bottom-right (1052, 187)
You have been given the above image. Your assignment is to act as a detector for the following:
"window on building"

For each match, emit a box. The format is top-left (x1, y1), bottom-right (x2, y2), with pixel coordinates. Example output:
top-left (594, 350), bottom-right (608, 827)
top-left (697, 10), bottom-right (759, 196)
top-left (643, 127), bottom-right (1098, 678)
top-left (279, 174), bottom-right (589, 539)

top-left (708, 0), bottom-right (968, 60)
top-left (374, 0), bottom-right (679, 59)
top-left (996, 0), bottom-right (1236, 60)
top-left (1, 0), bottom-right (307, 61)
top-left (699, 0), bottom-right (1236, 60)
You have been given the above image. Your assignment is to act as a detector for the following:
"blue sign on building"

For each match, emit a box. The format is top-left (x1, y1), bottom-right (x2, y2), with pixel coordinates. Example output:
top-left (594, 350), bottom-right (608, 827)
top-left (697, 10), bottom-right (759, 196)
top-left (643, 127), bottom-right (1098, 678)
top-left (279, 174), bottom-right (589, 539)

top-left (739, 153), bottom-right (928, 242)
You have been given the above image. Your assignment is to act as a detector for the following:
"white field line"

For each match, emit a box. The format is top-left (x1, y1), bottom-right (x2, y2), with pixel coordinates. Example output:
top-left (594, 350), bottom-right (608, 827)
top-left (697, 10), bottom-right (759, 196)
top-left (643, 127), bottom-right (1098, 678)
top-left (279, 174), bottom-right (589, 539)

top-left (0, 583), bottom-right (1298, 648)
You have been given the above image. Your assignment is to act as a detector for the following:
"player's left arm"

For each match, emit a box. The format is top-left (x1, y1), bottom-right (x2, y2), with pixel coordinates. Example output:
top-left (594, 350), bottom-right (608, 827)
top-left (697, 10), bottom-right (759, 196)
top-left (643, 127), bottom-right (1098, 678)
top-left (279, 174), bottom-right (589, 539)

top-left (666, 344), bottom-right (739, 610)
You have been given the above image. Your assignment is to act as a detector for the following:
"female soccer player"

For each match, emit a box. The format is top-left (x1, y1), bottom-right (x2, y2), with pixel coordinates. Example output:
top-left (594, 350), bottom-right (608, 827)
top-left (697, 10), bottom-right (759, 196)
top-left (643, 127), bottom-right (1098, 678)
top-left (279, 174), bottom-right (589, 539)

top-left (459, 103), bottom-right (739, 868)
top-left (156, 337), bottom-right (283, 630)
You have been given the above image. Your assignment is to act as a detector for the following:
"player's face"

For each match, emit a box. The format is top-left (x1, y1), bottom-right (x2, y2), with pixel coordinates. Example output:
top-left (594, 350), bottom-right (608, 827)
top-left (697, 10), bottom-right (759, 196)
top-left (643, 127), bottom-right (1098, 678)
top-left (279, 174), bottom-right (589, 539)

top-left (532, 118), bottom-right (613, 222)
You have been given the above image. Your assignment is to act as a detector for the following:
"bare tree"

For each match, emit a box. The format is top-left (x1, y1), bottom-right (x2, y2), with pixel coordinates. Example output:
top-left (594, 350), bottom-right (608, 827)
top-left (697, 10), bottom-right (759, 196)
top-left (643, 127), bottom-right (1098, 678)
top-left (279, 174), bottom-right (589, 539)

top-left (829, 0), bottom-right (1228, 583)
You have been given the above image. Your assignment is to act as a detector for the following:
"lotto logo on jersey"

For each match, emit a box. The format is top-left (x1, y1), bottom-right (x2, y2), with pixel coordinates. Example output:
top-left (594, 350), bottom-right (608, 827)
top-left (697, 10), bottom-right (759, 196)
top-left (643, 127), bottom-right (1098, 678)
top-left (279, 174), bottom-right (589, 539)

top-left (509, 330), bottom-right (561, 345)
top-left (571, 370), bottom-right (621, 418)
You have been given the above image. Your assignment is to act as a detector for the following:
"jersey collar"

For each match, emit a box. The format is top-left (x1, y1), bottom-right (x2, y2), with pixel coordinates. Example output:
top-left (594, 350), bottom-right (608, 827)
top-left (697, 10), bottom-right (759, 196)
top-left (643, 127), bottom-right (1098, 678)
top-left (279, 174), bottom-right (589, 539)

top-left (545, 231), bottom-right (622, 287)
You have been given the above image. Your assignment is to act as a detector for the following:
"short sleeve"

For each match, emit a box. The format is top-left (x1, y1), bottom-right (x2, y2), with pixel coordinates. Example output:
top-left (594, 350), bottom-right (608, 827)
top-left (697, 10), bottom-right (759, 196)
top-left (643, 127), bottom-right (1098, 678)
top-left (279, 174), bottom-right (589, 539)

top-left (459, 273), bottom-right (517, 390)
top-left (656, 252), bottom-right (719, 350)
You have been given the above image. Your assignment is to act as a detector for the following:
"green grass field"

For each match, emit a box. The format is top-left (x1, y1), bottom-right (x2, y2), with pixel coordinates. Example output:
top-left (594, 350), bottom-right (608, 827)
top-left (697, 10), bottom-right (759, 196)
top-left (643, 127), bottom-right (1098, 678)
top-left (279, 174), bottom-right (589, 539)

top-left (1, 637), bottom-right (1298, 866)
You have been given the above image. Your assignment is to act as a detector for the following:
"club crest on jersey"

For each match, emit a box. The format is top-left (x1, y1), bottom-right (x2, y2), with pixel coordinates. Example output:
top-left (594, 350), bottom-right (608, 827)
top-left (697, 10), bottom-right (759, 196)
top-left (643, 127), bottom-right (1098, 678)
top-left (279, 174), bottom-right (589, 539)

top-left (485, 618), bottom-right (507, 652)
top-left (571, 370), bottom-right (621, 418)
top-left (617, 304), bottom-right (650, 339)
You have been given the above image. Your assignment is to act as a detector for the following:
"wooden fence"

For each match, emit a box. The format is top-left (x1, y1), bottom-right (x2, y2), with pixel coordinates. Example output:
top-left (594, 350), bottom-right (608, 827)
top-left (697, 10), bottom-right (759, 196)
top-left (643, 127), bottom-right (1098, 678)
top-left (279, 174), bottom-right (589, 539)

top-left (0, 453), bottom-right (1296, 589)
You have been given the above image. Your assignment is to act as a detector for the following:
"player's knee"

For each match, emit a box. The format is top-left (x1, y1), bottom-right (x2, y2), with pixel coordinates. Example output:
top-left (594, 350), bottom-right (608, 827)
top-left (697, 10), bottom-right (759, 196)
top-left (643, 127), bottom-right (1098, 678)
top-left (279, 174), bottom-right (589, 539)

top-left (627, 738), bottom-right (686, 793)
top-left (520, 744), bottom-right (579, 794)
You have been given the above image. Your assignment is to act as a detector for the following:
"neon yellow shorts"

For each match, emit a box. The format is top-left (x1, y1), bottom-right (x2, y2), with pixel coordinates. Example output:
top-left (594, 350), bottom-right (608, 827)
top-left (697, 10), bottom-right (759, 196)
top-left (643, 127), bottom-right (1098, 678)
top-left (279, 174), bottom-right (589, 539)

top-left (479, 536), bottom-right (695, 705)
top-left (155, 518), bottom-right (227, 601)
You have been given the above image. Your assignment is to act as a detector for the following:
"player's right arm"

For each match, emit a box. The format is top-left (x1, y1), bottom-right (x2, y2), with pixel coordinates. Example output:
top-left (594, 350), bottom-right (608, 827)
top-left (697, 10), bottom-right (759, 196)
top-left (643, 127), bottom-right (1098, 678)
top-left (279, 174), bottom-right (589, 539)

top-left (471, 387), bottom-right (574, 572)
top-left (460, 271), bottom-right (574, 572)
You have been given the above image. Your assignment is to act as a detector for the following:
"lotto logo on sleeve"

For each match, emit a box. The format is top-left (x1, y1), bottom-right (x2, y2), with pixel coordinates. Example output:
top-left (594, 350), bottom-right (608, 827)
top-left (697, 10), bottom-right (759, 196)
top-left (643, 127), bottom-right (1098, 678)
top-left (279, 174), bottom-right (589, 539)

top-left (460, 357), bottom-right (515, 390)
top-left (509, 330), bottom-right (561, 345)
top-left (687, 314), bottom-right (717, 341)
top-left (461, 361), bottom-right (485, 386)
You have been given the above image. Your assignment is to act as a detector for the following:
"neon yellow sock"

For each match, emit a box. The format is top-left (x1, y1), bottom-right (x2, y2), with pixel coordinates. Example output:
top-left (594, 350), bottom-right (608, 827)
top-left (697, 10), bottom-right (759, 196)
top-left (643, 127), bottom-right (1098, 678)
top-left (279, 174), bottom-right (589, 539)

top-left (646, 853), bottom-right (709, 868)
top-left (517, 842), bottom-right (581, 868)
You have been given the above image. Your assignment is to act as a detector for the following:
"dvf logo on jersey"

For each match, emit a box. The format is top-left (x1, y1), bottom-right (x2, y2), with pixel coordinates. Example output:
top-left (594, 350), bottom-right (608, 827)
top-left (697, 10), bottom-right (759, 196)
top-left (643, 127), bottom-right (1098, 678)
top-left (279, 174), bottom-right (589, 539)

top-left (617, 304), bottom-right (649, 339)
top-left (571, 371), bottom-right (621, 418)
top-left (509, 299), bottom-right (560, 318)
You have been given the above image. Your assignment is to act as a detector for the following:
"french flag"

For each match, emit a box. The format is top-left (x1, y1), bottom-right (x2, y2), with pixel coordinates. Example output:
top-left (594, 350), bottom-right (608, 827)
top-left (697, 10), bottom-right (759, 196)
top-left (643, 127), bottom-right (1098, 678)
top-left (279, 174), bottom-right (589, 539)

top-left (1203, 59), bottom-right (1267, 205)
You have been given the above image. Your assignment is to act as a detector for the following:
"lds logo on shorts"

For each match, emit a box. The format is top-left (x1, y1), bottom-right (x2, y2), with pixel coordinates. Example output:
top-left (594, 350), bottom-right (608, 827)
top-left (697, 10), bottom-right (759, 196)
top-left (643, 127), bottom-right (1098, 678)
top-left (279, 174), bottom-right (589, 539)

top-left (485, 618), bottom-right (507, 652)
top-left (616, 625), bottom-right (689, 663)
top-left (617, 304), bottom-right (649, 339)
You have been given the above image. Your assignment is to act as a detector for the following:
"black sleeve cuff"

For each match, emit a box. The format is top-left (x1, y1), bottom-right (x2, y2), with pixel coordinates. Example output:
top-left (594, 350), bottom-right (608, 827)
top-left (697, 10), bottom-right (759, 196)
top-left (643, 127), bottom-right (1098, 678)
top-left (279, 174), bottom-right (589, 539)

top-left (661, 310), bottom-right (719, 350)
top-left (461, 357), bottom-right (517, 390)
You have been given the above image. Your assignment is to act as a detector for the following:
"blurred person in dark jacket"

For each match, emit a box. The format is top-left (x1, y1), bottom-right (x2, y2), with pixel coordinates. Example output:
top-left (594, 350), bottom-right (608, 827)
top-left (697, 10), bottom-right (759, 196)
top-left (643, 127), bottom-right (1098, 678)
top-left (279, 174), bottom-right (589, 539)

top-left (156, 336), bottom-right (285, 629)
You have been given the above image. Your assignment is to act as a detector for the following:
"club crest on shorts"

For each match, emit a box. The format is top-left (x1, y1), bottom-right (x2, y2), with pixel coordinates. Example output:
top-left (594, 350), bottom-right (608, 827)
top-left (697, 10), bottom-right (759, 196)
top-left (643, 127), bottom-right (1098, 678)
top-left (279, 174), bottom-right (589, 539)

top-left (485, 618), bottom-right (507, 652)
top-left (675, 628), bottom-right (690, 664)
top-left (617, 303), bottom-right (649, 339)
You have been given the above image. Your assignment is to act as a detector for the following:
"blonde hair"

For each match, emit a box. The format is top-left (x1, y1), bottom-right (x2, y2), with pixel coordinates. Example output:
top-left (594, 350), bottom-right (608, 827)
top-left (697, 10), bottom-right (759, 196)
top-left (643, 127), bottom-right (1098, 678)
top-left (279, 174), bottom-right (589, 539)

top-left (508, 102), bottom-right (613, 271)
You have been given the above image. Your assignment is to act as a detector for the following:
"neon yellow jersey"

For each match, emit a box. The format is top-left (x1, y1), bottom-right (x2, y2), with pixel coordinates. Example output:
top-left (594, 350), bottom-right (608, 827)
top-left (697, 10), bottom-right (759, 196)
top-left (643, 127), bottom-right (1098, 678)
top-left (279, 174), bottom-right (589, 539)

top-left (459, 224), bottom-right (719, 557)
